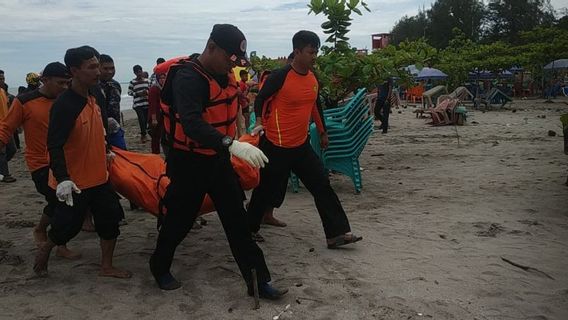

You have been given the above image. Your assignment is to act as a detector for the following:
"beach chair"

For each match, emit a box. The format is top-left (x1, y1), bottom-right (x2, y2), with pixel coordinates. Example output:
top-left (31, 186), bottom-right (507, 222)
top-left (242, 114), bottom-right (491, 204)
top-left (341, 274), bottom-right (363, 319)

top-left (475, 88), bottom-right (512, 109)
top-left (406, 85), bottom-right (424, 104)
top-left (290, 89), bottom-right (371, 193)
top-left (310, 90), bottom-right (374, 193)
top-left (422, 85), bottom-right (448, 108)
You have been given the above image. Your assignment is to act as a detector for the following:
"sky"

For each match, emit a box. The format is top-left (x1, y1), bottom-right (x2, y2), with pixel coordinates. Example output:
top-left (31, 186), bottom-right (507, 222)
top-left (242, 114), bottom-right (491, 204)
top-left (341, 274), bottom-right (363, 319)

top-left (1, 0), bottom-right (567, 87)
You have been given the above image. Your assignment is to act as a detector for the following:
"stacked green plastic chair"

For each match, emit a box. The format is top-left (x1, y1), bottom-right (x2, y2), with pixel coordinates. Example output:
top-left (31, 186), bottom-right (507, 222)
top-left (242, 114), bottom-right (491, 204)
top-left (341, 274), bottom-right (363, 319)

top-left (291, 89), bottom-right (373, 193)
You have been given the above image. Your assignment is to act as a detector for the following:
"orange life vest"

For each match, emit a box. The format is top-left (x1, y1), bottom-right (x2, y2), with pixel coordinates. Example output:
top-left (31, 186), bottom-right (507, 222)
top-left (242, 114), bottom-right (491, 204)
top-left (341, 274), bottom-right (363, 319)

top-left (160, 59), bottom-right (239, 155)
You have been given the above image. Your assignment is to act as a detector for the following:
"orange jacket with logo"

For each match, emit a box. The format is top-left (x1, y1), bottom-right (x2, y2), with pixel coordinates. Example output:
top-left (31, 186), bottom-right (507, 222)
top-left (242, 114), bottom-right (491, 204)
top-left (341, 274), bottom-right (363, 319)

top-left (47, 89), bottom-right (108, 190)
top-left (254, 65), bottom-right (326, 148)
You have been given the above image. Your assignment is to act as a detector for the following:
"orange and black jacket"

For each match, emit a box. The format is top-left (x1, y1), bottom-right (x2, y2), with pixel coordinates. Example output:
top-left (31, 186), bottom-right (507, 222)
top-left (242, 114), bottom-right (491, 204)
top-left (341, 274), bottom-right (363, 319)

top-left (0, 90), bottom-right (54, 172)
top-left (47, 89), bottom-right (108, 190)
top-left (254, 65), bottom-right (326, 148)
top-left (164, 59), bottom-right (238, 154)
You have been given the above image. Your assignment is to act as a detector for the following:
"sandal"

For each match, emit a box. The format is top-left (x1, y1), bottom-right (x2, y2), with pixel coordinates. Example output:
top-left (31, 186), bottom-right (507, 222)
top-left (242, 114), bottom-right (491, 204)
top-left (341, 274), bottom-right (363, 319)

top-left (327, 233), bottom-right (363, 249)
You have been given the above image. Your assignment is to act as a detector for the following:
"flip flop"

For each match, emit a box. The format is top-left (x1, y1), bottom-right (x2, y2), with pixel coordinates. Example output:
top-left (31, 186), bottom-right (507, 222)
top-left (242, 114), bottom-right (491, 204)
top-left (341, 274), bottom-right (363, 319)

top-left (327, 234), bottom-right (363, 249)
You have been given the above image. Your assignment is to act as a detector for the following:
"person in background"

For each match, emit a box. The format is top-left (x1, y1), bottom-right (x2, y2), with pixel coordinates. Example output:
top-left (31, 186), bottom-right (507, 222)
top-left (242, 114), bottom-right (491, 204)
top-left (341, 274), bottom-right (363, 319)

top-left (0, 69), bottom-right (17, 183)
top-left (99, 54), bottom-right (122, 124)
top-left (149, 58), bottom-right (165, 86)
top-left (374, 77), bottom-right (393, 134)
top-left (107, 118), bottom-right (127, 151)
top-left (147, 69), bottom-right (166, 155)
top-left (128, 65), bottom-right (150, 143)
top-left (238, 69), bottom-right (251, 134)
top-left (25, 72), bottom-right (41, 93)
top-left (0, 61), bottom-right (80, 259)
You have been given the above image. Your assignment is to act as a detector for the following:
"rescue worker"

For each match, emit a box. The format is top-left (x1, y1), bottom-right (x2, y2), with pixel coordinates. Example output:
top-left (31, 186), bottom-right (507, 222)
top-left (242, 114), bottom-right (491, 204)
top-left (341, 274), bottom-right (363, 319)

top-left (33, 46), bottom-right (131, 279)
top-left (248, 30), bottom-right (363, 248)
top-left (0, 62), bottom-right (81, 259)
top-left (149, 24), bottom-right (287, 300)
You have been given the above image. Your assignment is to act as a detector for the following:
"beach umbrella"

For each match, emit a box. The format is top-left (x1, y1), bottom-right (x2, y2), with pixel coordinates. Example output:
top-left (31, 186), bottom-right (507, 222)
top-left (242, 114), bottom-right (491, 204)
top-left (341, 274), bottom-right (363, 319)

top-left (415, 67), bottom-right (447, 80)
top-left (544, 59), bottom-right (568, 70)
top-left (405, 64), bottom-right (420, 76)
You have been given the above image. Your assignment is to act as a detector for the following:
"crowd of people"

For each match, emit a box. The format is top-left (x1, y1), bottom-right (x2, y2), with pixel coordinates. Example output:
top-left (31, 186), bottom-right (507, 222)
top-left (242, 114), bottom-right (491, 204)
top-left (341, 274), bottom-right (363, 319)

top-left (0, 24), bottom-right (363, 300)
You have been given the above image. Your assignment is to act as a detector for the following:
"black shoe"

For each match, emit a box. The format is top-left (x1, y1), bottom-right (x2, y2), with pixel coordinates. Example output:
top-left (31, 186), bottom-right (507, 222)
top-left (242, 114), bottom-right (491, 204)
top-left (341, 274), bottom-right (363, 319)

top-left (251, 232), bottom-right (265, 242)
top-left (247, 282), bottom-right (288, 300)
top-left (149, 256), bottom-right (181, 290)
top-left (1, 175), bottom-right (16, 183)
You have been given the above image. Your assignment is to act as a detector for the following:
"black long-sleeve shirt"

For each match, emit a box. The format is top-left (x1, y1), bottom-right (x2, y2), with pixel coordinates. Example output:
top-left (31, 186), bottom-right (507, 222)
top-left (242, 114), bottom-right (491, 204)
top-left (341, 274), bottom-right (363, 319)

top-left (171, 61), bottom-right (229, 152)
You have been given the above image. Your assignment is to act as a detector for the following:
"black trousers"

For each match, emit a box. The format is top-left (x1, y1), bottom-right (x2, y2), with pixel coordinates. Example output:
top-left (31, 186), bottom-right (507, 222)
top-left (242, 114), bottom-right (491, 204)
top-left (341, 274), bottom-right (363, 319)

top-left (151, 149), bottom-right (271, 285)
top-left (31, 166), bottom-right (58, 218)
top-left (374, 98), bottom-right (390, 133)
top-left (247, 138), bottom-right (351, 239)
top-left (133, 106), bottom-right (149, 136)
top-left (48, 182), bottom-right (122, 245)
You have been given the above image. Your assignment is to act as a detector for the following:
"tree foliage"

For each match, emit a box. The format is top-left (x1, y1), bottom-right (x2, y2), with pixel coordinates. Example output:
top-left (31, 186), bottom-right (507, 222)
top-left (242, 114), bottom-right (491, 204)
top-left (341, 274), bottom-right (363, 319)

top-left (427, 0), bottom-right (486, 48)
top-left (308, 0), bottom-right (370, 52)
top-left (390, 0), bottom-right (559, 47)
top-left (249, 55), bottom-right (284, 76)
top-left (390, 11), bottom-right (428, 45)
top-left (485, 0), bottom-right (556, 43)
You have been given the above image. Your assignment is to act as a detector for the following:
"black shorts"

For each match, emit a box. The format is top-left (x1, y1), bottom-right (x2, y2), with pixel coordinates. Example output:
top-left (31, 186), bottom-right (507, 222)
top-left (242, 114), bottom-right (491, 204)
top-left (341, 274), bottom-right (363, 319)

top-left (48, 182), bottom-right (123, 245)
top-left (31, 166), bottom-right (58, 217)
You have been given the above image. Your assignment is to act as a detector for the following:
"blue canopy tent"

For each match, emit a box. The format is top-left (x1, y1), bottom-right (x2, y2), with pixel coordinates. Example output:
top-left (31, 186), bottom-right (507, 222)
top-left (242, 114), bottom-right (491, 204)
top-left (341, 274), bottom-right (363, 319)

top-left (544, 59), bottom-right (568, 70)
top-left (468, 70), bottom-right (514, 80)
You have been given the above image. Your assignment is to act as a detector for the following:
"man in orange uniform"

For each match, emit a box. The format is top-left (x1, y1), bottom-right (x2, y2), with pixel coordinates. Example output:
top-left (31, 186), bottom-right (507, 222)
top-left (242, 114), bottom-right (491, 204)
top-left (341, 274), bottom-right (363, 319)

top-left (34, 46), bottom-right (130, 279)
top-left (249, 31), bottom-right (362, 248)
top-left (149, 25), bottom-right (287, 300)
top-left (0, 70), bottom-right (17, 183)
top-left (0, 62), bottom-right (81, 259)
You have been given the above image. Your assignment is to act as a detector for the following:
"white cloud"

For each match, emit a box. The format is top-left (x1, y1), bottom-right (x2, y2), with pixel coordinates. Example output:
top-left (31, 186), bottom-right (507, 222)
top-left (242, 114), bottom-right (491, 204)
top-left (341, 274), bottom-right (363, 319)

top-left (0, 0), bottom-right (565, 87)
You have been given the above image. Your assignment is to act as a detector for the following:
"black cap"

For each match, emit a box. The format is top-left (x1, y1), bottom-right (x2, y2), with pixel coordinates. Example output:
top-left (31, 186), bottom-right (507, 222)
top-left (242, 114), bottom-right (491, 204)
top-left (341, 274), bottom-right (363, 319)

top-left (42, 62), bottom-right (71, 78)
top-left (210, 24), bottom-right (249, 67)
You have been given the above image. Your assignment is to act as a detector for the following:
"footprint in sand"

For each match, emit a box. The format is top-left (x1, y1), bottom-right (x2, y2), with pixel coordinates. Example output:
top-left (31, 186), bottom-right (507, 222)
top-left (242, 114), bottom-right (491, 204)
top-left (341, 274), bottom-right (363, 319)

top-left (0, 250), bottom-right (24, 266)
top-left (473, 222), bottom-right (505, 237)
top-left (4, 220), bottom-right (35, 229)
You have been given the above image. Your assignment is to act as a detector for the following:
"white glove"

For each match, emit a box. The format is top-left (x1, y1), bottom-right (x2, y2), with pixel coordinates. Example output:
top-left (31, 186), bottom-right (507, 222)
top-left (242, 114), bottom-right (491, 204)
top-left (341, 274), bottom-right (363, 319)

top-left (56, 180), bottom-right (81, 207)
top-left (106, 151), bottom-right (116, 163)
top-left (250, 125), bottom-right (264, 136)
top-left (228, 140), bottom-right (269, 168)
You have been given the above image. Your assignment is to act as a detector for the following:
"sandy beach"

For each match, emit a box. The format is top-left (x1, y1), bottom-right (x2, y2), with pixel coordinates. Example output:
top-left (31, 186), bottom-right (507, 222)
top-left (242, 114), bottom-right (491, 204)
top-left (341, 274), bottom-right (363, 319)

top-left (0, 98), bottom-right (567, 320)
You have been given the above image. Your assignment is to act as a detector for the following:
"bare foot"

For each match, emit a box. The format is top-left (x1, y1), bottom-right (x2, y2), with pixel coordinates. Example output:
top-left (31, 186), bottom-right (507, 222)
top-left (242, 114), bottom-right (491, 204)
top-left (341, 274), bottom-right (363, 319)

top-left (33, 243), bottom-right (54, 277)
top-left (33, 228), bottom-right (48, 246)
top-left (262, 216), bottom-right (287, 227)
top-left (99, 267), bottom-right (132, 279)
top-left (55, 246), bottom-right (82, 260)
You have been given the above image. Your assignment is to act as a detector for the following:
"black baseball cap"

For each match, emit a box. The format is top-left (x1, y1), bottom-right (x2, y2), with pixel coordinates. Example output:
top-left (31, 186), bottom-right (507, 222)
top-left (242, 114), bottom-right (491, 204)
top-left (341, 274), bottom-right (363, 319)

top-left (210, 24), bottom-right (249, 67)
top-left (42, 62), bottom-right (71, 78)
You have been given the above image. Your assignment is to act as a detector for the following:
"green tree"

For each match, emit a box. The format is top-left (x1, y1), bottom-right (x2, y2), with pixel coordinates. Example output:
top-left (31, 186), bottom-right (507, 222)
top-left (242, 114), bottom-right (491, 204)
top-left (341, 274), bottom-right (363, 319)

top-left (249, 55), bottom-right (284, 77)
top-left (426, 0), bottom-right (486, 48)
top-left (308, 0), bottom-right (370, 52)
top-left (390, 11), bottom-right (428, 45)
top-left (485, 0), bottom-right (556, 44)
